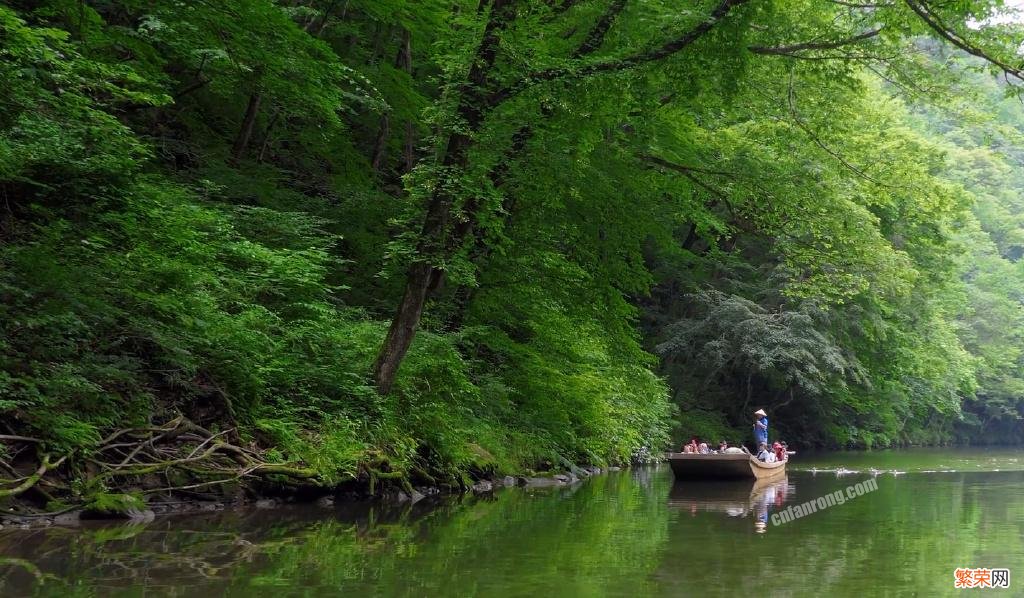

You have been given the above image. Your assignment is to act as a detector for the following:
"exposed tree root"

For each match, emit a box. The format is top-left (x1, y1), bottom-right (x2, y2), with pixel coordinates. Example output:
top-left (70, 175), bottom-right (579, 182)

top-left (0, 454), bottom-right (66, 498)
top-left (357, 451), bottom-right (417, 496)
top-left (0, 417), bottom-right (436, 515)
top-left (0, 416), bottom-right (322, 509)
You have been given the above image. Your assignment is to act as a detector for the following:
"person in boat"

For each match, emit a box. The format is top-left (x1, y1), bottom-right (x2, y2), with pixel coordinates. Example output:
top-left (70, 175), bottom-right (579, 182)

top-left (718, 440), bottom-right (728, 452)
top-left (756, 442), bottom-right (772, 462)
top-left (682, 443), bottom-right (694, 453)
top-left (772, 441), bottom-right (786, 462)
top-left (753, 408), bottom-right (769, 447)
top-left (698, 442), bottom-right (710, 454)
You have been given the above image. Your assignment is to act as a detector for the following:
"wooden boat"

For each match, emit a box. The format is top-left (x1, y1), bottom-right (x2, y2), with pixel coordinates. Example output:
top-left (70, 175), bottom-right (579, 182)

top-left (665, 451), bottom-right (787, 481)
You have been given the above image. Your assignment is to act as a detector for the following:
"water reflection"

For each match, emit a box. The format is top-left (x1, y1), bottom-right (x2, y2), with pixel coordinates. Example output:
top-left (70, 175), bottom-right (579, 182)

top-left (2, 459), bottom-right (1023, 597)
top-left (667, 476), bottom-right (792, 533)
top-left (0, 471), bottom-right (673, 596)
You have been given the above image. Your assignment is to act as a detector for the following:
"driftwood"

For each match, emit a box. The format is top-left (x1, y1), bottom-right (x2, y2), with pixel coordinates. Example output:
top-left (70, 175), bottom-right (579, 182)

top-left (0, 416), bottom-right (320, 505)
top-left (0, 454), bottom-right (67, 498)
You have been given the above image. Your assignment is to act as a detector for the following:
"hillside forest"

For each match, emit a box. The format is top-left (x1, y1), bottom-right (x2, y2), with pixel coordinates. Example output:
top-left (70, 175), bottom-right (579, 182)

top-left (3, 0), bottom-right (1024, 506)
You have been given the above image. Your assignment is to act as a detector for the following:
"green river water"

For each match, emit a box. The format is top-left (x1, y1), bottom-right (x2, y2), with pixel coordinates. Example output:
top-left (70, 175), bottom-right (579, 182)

top-left (1, 448), bottom-right (1022, 597)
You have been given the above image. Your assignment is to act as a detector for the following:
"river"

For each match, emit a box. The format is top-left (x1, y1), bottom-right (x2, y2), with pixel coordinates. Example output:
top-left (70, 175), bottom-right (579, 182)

top-left (1, 448), bottom-right (1021, 596)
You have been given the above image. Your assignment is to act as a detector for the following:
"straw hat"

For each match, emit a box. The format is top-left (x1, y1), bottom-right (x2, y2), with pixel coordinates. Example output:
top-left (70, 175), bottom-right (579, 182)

top-left (754, 408), bottom-right (767, 416)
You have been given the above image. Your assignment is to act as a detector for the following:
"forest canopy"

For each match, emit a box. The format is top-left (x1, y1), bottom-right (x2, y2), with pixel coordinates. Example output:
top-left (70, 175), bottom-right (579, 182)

top-left (3, 0), bottom-right (1024, 504)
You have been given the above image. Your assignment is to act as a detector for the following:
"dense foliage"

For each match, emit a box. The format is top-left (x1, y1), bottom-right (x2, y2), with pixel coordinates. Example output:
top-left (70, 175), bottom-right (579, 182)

top-left (3, 0), bottom-right (1024, 504)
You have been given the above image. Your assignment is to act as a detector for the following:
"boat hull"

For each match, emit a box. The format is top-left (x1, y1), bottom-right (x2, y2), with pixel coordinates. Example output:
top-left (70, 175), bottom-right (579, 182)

top-left (665, 452), bottom-right (787, 481)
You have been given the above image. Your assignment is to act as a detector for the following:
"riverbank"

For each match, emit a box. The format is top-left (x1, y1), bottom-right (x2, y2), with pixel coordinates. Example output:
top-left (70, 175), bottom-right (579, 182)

top-left (0, 461), bottom-right (623, 529)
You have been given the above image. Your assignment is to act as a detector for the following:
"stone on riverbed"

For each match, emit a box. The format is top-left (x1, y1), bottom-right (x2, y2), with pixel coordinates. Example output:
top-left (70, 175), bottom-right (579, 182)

top-left (471, 481), bottom-right (493, 494)
top-left (395, 489), bottom-right (426, 503)
top-left (80, 493), bottom-right (156, 522)
top-left (53, 511), bottom-right (82, 526)
top-left (80, 507), bottom-right (155, 522)
top-left (523, 477), bottom-right (564, 488)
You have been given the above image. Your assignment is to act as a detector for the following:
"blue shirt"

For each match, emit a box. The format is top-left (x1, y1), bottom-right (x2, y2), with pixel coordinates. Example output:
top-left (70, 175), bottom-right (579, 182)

top-left (754, 416), bottom-right (768, 443)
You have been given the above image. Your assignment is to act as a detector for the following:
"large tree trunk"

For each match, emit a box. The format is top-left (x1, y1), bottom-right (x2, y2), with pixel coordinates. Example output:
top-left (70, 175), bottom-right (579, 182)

top-left (371, 0), bottom-right (749, 394)
top-left (372, 262), bottom-right (435, 394)
top-left (371, 128), bottom-right (478, 394)
top-left (372, 0), bottom-right (516, 394)
top-left (230, 89), bottom-right (263, 164)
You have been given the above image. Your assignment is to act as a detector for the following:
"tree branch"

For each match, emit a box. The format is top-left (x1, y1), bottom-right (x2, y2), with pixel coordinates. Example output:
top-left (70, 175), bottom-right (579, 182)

top-left (639, 154), bottom-right (736, 178)
top-left (549, 0), bottom-right (584, 15)
top-left (829, 0), bottom-right (893, 8)
top-left (784, 75), bottom-right (891, 188)
top-left (0, 435), bottom-right (42, 444)
top-left (904, 0), bottom-right (1024, 83)
top-left (173, 76), bottom-right (210, 100)
top-left (572, 0), bottom-right (627, 57)
top-left (0, 454), bottom-right (66, 498)
top-left (748, 27), bottom-right (883, 56)
top-left (640, 155), bottom-right (740, 225)
top-left (490, 0), bottom-right (749, 106)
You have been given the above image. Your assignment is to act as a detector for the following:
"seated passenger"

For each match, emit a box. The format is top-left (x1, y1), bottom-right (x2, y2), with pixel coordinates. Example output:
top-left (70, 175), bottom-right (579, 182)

top-left (718, 440), bottom-right (728, 452)
top-left (772, 441), bottom-right (785, 462)
top-left (682, 443), bottom-right (694, 453)
top-left (698, 442), bottom-right (710, 454)
top-left (756, 442), bottom-right (771, 462)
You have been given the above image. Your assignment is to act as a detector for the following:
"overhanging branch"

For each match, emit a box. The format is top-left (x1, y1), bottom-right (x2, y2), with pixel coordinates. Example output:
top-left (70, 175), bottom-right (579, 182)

top-left (573, 0), bottom-right (628, 57)
top-left (639, 154), bottom-right (736, 178)
top-left (905, 0), bottom-right (1024, 83)
top-left (749, 27), bottom-right (883, 57)
top-left (489, 0), bottom-right (749, 106)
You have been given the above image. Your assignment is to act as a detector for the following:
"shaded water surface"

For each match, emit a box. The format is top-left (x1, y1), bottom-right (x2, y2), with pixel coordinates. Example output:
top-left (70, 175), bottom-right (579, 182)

top-left (1, 449), bottom-right (1022, 596)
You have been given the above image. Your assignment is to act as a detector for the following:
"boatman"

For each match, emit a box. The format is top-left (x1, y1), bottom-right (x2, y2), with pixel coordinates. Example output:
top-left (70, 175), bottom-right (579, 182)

top-left (753, 408), bottom-right (769, 447)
